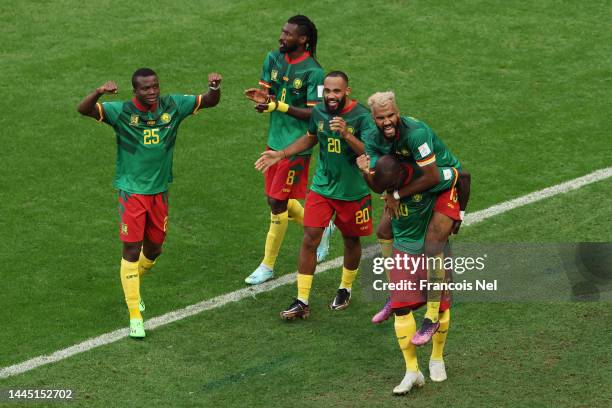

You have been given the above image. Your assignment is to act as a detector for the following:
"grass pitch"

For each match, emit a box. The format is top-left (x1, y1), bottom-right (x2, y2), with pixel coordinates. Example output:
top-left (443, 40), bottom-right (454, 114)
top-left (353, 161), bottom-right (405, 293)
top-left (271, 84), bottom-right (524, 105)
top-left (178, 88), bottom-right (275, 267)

top-left (1, 1), bottom-right (611, 407)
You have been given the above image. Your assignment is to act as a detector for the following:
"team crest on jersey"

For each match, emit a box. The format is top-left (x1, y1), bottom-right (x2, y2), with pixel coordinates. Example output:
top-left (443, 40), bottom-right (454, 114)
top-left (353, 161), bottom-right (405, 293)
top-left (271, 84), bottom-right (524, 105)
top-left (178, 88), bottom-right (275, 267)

top-left (396, 148), bottom-right (411, 158)
top-left (161, 113), bottom-right (171, 123)
top-left (271, 70), bottom-right (278, 81)
top-left (129, 115), bottom-right (139, 126)
top-left (293, 78), bottom-right (303, 89)
top-left (318, 121), bottom-right (324, 132)
top-left (412, 194), bottom-right (423, 203)
top-left (347, 126), bottom-right (355, 134)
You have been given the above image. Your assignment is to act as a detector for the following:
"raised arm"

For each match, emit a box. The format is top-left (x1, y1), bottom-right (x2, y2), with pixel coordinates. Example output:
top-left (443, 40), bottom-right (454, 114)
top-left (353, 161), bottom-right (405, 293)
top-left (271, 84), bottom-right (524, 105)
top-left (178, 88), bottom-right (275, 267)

top-left (199, 73), bottom-right (222, 108)
top-left (77, 81), bottom-right (118, 119)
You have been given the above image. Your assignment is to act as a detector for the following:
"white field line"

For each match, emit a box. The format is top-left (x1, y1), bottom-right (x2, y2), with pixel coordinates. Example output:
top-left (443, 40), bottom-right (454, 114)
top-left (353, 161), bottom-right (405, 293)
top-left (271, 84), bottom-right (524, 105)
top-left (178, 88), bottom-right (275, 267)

top-left (1, 166), bottom-right (610, 380)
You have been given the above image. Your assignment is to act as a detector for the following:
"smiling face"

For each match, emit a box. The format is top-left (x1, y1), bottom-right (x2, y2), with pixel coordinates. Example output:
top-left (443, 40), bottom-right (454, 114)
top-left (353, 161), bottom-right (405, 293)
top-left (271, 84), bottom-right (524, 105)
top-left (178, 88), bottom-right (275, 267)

top-left (279, 22), bottom-right (305, 54)
top-left (323, 75), bottom-right (350, 115)
top-left (133, 75), bottom-right (160, 107)
top-left (372, 103), bottom-right (400, 139)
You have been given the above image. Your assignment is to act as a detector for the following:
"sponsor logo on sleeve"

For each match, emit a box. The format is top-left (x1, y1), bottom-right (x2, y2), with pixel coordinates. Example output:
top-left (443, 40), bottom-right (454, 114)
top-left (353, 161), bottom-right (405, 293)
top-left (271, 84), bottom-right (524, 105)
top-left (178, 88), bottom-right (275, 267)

top-left (418, 143), bottom-right (431, 158)
top-left (443, 168), bottom-right (452, 180)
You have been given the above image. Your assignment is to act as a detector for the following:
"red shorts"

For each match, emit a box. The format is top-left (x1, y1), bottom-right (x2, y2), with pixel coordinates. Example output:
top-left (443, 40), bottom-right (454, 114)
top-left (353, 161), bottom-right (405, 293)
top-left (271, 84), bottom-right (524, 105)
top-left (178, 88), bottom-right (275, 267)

top-left (118, 190), bottom-right (168, 244)
top-left (264, 149), bottom-right (310, 200)
top-left (389, 249), bottom-right (452, 311)
top-left (433, 168), bottom-right (460, 221)
top-left (303, 190), bottom-right (373, 237)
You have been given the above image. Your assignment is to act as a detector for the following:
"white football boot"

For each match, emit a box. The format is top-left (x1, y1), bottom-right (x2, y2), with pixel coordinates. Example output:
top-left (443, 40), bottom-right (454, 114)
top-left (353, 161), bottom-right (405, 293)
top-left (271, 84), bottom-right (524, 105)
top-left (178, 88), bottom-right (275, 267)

top-left (429, 359), bottom-right (447, 382)
top-left (392, 370), bottom-right (425, 395)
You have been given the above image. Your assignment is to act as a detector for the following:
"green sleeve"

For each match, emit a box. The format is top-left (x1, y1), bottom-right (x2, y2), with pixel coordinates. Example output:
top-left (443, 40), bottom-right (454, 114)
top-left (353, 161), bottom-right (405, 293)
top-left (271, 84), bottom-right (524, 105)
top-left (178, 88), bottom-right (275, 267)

top-left (408, 127), bottom-right (435, 165)
top-left (428, 167), bottom-right (457, 193)
top-left (307, 106), bottom-right (320, 134)
top-left (100, 101), bottom-right (123, 126)
top-left (259, 52), bottom-right (273, 88)
top-left (306, 68), bottom-right (324, 106)
top-left (355, 113), bottom-right (375, 141)
top-left (364, 130), bottom-right (384, 168)
top-left (170, 94), bottom-right (198, 120)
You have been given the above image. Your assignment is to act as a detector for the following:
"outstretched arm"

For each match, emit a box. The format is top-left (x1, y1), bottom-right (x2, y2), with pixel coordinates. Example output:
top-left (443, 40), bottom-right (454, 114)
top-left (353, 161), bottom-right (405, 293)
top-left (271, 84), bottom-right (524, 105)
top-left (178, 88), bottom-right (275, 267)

top-left (199, 73), bottom-right (222, 108)
top-left (254, 132), bottom-right (318, 172)
top-left (77, 81), bottom-right (118, 119)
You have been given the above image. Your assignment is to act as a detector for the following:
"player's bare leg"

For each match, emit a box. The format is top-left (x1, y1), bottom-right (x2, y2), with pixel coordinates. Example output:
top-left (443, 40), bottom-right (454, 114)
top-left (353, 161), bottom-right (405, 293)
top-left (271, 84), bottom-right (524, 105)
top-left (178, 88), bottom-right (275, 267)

top-left (412, 211), bottom-right (454, 345)
top-left (372, 211), bottom-right (394, 323)
top-left (330, 235), bottom-right (361, 310)
top-left (121, 241), bottom-right (146, 338)
top-left (246, 197), bottom-right (288, 285)
top-left (281, 226), bottom-right (323, 320)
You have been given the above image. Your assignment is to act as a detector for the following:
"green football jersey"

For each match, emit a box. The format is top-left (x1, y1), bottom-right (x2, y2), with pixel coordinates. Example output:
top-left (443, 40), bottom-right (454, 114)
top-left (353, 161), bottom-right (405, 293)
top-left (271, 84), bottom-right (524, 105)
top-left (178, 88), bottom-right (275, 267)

top-left (259, 50), bottom-right (324, 155)
top-left (98, 94), bottom-right (200, 194)
top-left (392, 165), bottom-right (458, 254)
top-left (307, 100), bottom-right (373, 201)
top-left (364, 115), bottom-right (461, 171)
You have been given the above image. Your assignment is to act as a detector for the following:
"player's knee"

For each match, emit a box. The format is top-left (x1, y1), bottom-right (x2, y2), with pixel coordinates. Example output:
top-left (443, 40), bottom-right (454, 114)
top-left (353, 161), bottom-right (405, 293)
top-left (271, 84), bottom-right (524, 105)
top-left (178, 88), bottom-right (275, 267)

top-left (302, 228), bottom-right (323, 249)
top-left (267, 197), bottom-right (288, 214)
top-left (343, 235), bottom-right (360, 250)
top-left (122, 242), bottom-right (142, 262)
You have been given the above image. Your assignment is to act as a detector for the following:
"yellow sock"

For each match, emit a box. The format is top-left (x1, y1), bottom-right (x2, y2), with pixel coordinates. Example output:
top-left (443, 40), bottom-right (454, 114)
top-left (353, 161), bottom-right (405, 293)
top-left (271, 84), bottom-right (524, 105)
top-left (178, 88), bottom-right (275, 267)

top-left (340, 267), bottom-right (358, 290)
top-left (378, 239), bottom-right (393, 282)
top-left (261, 211), bottom-right (289, 269)
top-left (138, 251), bottom-right (156, 277)
top-left (424, 253), bottom-right (445, 322)
top-left (120, 258), bottom-right (141, 320)
top-left (394, 313), bottom-right (419, 372)
top-left (287, 199), bottom-right (304, 225)
top-left (297, 273), bottom-right (314, 304)
top-left (431, 309), bottom-right (450, 361)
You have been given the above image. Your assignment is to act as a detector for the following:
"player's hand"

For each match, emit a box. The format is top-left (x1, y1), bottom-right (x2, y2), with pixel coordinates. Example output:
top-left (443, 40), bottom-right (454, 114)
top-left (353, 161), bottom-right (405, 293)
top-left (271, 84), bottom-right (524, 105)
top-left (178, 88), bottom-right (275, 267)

top-left (382, 194), bottom-right (401, 219)
top-left (208, 73), bottom-right (222, 89)
top-left (255, 150), bottom-right (283, 172)
top-left (97, 81), bottom-right (118, 95)
top-left (356, 154), bottom-right (371, 174)
top-left (329, 117), bottom-right (348, 137)
top-left (451, 220), bottom-right (462, 235)
top-left (244, 88), bottom-right (269, 104)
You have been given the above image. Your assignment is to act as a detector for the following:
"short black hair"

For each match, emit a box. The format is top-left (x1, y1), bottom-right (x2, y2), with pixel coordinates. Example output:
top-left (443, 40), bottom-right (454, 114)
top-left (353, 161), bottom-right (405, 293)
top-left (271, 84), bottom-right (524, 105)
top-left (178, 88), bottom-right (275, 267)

top-left (287, 15), bottom-right (318, 59)
top-left (373, 155), bottom-right (407, 192)
top-left (325, 71), bottom-right (349, 85)
top-left (132, 67), bottom-right (157, 88)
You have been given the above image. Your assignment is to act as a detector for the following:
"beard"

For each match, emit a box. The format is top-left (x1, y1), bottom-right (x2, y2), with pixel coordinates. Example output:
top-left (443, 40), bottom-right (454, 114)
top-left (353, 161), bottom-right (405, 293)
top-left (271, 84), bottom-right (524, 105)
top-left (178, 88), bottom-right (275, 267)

top-left (324, 95), bottom-right (347, 115)
top-left (279, 42), bottom-right (298, 54)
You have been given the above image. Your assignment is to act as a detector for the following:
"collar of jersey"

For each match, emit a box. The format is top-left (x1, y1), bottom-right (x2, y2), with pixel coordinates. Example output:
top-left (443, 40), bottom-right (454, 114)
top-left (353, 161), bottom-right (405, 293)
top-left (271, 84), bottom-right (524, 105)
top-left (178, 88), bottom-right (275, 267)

top-left (132, 97), bottom-right (158, 113)
top-left (340, 99), bottom-right (357, 115)
top-left (284, 51), bottom-right (310, 65)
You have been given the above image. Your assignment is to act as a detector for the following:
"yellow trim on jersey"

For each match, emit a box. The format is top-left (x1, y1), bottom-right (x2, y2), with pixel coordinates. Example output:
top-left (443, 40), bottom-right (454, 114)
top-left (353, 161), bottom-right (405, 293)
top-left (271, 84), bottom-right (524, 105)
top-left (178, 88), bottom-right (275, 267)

top-left (258, 80), bottom-right (272, 89)
top-left (450, 167), bottom-right (459, 201)
top-left (306, 101), bottom-right (318, 106)
top-left (192, 95), bottom-right (202, 114)
top-left (96, 103), bottom-right (104, 122)
top-left (416, 154), bottom-right (436, 167)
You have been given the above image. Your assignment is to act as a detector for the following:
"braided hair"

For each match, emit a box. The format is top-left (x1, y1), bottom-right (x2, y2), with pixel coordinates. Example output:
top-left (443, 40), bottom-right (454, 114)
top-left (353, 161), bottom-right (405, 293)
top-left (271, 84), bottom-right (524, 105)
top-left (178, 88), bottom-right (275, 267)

top-left (287, 15), bottom-right (318, 59)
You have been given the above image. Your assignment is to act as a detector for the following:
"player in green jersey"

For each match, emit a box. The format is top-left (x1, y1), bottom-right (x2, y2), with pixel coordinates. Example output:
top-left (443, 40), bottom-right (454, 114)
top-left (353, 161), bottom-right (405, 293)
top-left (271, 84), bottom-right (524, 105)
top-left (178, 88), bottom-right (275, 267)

top-left (359, 91), bottom-right (470, 346)
top-left (255, 71), bottom-right (373, 318)
top-left (243, 15), bottom-right (334, 286)
top-left (77, 68), bottom-right (222, 338)
top-left (372, 155), bottom-right (464, 394)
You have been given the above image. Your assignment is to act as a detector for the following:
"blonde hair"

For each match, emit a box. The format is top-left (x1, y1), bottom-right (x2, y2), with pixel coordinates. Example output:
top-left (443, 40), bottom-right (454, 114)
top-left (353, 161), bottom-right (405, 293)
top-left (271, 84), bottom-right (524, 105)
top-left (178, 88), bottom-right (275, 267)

top-left (367, 91), bottom-right (397, 110)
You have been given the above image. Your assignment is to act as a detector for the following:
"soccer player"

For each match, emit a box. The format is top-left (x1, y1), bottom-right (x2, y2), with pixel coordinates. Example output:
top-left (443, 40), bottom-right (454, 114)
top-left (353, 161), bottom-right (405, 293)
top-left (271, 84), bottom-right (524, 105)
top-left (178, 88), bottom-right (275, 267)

top-left (254, 71), bottom-right (373, 318)
top-left (77, 68), bottom-right (222, 338)
top-left (361, 91), bottom-right (469, 346)
top-left (243, 15), bottom-right (332, 286)
top-left (372, 155), bottom-right (460, 395)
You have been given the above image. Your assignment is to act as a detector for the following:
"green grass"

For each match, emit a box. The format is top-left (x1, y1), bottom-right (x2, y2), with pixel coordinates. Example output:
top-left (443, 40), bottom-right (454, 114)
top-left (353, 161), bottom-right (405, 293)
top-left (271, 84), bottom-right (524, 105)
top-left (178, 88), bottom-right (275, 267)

top-left (1, 0), bottom-right (611, 406)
